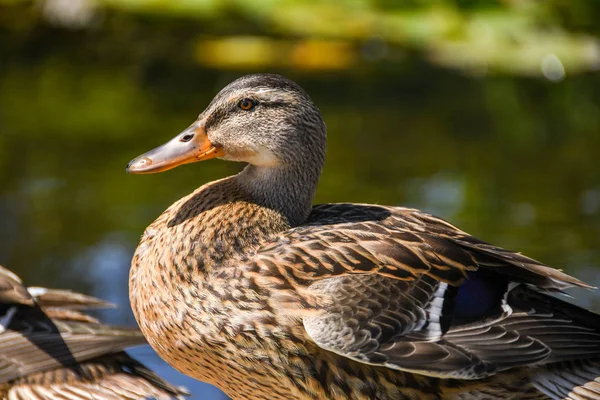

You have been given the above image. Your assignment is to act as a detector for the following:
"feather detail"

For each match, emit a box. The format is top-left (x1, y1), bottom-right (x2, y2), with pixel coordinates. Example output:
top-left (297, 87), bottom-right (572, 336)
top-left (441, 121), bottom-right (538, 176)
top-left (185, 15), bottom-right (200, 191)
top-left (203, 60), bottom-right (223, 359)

top-left (252, 204), bottom-right (600, 380)
top-left (533, 358), bottom-right (600, 400)
top-left (0, 266), bottom-right (188, 400)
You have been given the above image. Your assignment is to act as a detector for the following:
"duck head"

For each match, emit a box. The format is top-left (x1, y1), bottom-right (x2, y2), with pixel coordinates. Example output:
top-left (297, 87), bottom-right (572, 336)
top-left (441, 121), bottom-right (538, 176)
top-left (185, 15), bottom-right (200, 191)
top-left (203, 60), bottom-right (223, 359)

top-left (126, 74), bottom-right (326, 174)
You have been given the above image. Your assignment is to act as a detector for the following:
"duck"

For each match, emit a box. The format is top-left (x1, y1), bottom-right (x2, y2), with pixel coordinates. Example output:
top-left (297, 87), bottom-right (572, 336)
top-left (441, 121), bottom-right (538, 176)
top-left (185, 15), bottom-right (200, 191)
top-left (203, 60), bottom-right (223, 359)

top-left (127, 73), bottom-right (600, 400)
top-left (0, 265), bottom-right (189, 399)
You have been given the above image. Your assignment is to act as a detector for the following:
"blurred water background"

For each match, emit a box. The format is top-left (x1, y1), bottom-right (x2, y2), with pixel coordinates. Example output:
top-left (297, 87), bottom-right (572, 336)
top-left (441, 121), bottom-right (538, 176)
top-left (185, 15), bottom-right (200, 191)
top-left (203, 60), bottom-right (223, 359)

top-left (1, 1), bottom-right (600, 399)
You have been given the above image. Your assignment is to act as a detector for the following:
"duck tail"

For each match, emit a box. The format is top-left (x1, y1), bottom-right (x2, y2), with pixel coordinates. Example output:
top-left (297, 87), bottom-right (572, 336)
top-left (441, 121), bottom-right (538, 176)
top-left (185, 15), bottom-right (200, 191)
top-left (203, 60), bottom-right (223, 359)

top-left (533, 358), bottom-right (600, 400)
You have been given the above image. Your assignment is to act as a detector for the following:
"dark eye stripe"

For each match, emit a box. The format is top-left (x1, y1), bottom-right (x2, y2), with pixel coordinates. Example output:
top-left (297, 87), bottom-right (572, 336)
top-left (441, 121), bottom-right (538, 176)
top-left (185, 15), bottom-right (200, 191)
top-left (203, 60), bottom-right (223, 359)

top-left (261, 101), bottom-right (286, 108)
top-left (204, 99), bottom-right (287, 131)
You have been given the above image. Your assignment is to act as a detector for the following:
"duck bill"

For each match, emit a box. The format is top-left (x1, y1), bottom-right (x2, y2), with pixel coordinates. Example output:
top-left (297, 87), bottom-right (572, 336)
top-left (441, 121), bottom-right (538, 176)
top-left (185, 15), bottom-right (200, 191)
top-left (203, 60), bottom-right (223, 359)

top-left (126, 123), bottom-right (225, 174)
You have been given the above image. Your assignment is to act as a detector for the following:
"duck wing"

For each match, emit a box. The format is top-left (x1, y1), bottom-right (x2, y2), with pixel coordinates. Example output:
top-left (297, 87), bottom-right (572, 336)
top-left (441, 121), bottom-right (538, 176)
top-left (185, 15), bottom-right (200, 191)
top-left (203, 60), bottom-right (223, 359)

top-left (303, 204), bottom-right (589, 290)
top-left (248, 203), bottom-right (598, 379)
top-left (0, 306), bottom-right (146, 384)
top-left (0, 266), bottom-right (139, 384)
top-left (5, 352), bottom-right (189, 400)
top-left (0, 265), bottom-right (35, 306)
top-left (0, 264), bottom-right (114, 309)
top-left (0, 267), bottom-right (188, 399)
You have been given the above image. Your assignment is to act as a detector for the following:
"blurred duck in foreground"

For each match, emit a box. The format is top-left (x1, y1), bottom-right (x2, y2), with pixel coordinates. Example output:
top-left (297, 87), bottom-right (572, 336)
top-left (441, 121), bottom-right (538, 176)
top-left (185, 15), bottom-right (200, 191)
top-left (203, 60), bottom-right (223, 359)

top-left (127, 74), bottom-right (600, 400)
top-left (0, 265), bottom-right (189, 400)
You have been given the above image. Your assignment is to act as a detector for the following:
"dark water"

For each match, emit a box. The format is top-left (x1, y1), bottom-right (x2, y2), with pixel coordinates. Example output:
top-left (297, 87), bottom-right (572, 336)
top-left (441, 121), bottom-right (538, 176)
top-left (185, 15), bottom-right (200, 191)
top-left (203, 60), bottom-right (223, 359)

top-left (1, 12), bottom-right (600, 400)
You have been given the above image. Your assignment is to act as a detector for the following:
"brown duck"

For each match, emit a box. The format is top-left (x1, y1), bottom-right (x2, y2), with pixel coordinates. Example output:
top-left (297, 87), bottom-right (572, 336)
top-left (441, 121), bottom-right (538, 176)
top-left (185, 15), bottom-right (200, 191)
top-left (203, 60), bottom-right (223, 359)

top-left (0, 265), bottom-right (188, 399)
top-left (127, 74), bottom-right (600, 400)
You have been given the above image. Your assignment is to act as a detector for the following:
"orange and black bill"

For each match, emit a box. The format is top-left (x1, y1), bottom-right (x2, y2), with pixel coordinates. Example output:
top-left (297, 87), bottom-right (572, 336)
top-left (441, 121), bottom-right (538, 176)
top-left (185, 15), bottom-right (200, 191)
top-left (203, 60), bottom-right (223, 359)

top-left (126, 122), bottom-right (224, 174)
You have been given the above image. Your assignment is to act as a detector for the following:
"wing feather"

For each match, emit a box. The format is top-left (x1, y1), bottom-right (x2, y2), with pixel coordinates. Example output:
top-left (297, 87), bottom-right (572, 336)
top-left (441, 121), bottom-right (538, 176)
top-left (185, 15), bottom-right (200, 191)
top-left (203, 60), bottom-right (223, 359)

top-left (247, 203), bottom-right (599, 379)
top-left (0, 267), bottom-right (189, 399)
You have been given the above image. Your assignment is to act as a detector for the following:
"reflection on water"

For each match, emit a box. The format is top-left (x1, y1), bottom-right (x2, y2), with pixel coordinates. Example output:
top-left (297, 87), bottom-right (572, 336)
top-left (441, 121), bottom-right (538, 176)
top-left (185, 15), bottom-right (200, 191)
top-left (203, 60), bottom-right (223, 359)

top-left (1, 14), bottom-right (600, 400)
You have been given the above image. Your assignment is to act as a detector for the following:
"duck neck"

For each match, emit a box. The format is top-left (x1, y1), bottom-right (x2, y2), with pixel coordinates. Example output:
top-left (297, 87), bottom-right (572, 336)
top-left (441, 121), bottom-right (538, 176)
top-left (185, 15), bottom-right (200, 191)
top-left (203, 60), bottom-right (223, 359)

top-left (237, 161), bottom-right (321, 227)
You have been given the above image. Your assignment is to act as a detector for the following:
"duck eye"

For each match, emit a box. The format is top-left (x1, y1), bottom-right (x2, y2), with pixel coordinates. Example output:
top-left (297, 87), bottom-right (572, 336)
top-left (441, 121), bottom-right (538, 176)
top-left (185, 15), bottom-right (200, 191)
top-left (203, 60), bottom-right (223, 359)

top-left (238, 98), bottom-right (257, 111)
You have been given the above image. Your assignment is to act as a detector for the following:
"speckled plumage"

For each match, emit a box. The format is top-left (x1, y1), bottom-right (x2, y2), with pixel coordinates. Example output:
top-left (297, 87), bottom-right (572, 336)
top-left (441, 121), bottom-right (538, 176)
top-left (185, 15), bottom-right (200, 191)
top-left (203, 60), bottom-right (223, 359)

top-left (129, 74), bottom-right (600, 400)
top-left (0, 265), bottom-right (188, 400)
